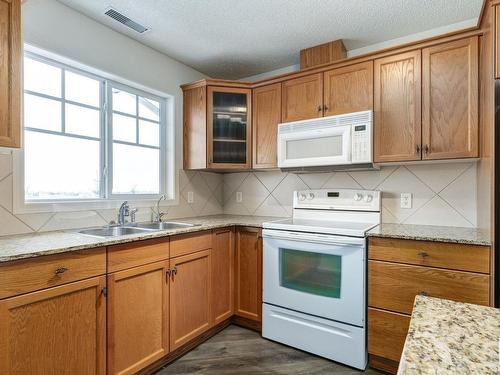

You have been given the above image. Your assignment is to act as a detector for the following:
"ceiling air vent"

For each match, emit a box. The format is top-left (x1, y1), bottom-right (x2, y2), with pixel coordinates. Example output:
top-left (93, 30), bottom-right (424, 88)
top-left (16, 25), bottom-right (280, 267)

top-left (104, 7), bottom-right (150, 34)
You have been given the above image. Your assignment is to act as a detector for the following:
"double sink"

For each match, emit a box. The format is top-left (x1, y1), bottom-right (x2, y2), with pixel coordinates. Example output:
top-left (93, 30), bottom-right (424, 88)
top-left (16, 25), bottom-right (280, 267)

top-left (79, 221), bottom-right (196, 238)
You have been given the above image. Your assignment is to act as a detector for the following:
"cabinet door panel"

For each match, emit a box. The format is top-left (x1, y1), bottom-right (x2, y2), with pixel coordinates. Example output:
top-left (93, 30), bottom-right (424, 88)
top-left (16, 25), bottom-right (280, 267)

top-left (183, 86), bottom-right (206, 169)
top-left (0, 277), bottom-right (106, 375)
top-left (170, 250), bottom-right (211, 350)
top-left (107, 261), bottom-right (169, 375)
top-left (282, 73), bottom-right (323, 122)
top-left (0, 0), bottom-right (21, 148)
top-left (323, 61), bottom-right (373, 116)
top-left (252, 83), bottom-right (281, 168)
top-left (374, 51), bottom-right (421, 162)
top-left (211, 228), bottom-right (234, 324)
top-left (234, 227), bottom-right (262, 322)
top-left (422, 37), bottom-right (478, 159)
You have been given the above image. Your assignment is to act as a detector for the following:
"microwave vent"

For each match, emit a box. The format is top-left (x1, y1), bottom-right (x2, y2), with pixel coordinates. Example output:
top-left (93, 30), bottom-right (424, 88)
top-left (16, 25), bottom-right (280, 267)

top-left (279, 110), bottom-right (372, 134)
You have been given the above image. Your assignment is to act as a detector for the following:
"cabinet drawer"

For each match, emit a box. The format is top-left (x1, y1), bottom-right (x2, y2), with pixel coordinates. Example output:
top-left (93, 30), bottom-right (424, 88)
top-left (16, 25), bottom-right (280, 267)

top-left (368, 237), bottom-right (490, 273)
top-left (170, 231), bottom-right (212, 258)
top-left (368, 308), bottom-right (410, 362)
top-left (0, 247), bottom-right (106, 299)
top-left (108, 237), bottom-right (170, 273)
top-left (368, 260), bottom-right (489, 314)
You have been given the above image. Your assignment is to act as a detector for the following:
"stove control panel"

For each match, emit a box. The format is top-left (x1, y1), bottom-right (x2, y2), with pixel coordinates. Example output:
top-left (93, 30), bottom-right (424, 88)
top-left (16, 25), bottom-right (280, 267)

top-left (293, 189), bottom-right (381, 212)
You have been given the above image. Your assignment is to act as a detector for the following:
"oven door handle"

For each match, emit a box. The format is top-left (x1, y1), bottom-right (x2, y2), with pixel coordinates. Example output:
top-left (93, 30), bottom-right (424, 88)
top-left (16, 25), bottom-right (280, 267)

top-left (262, 229), bottom-right (365, 247)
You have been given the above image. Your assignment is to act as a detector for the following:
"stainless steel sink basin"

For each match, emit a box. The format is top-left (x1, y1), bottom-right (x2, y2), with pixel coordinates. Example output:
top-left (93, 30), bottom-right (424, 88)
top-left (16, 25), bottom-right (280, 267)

top-left (135, 221), bottom-right (196, 230)
top-left (78, 226), bottom-right (152, 237)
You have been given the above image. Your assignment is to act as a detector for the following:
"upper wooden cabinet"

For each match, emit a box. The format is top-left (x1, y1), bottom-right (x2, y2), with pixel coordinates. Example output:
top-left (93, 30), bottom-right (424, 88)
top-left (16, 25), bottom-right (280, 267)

top-left (183, 86), bottom-right (207, 170)
top-left (252, 83), bottom-right (282, 169)
top-left (107, 261), bottom-right (169, 375)
top-left (182, 81), bottom-right (252, 170)
top-left (281, 73), bottom-right (323, 122)
top-left (0, 0), bottom-right (21, 148)
top-left (0, 276), bottom-right (106, 375)
top-left (422, 37), bottom-right (479, 160)
top-left (323, 61), bottom-right (373, 116)
top-left (374, 51), bottom-right (422, 163)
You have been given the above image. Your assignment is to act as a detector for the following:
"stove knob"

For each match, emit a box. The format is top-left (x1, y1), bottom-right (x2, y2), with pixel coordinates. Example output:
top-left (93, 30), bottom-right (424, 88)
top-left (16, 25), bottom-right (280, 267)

top-left (298, 193), bottom-right (306, 201)
top-left (364, 194), bottom-right (373, 203)
top-left (354, 193), bottom-right (363, 201)
top-left (307, 193), bottom-right (315, 200)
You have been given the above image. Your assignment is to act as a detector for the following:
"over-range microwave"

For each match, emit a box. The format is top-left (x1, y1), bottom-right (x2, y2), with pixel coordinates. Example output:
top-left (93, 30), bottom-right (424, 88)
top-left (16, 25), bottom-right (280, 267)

top-left (277, 110), bottom-right (374, 171)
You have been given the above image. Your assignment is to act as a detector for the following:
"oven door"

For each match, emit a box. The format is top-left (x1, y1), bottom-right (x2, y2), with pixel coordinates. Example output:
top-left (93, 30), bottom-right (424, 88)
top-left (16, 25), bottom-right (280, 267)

top-left (263, 229), bottom-right (365, 327)
top-left (277, 124), bottom-right (352, 168)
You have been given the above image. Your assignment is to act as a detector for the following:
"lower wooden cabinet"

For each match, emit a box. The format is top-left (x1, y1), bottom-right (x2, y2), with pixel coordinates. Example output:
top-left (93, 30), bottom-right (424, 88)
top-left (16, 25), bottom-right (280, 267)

top-left (0, 276), bottom-right (106, 375)
top-left (211, 228), bottom-right (234, 324)
top-left (367, 237), bottom-right (492, 374)
top-left (107, 261), bottom-right (169, 375)
top-left (170, 249), bottom-right (212, 350)
top-left (234, 227), bottom-right (262, 322)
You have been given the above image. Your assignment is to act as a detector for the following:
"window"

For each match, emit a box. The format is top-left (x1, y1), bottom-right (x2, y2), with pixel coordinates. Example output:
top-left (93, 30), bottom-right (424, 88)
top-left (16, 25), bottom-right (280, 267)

top-left (22, 53), bottom-right (169, 206)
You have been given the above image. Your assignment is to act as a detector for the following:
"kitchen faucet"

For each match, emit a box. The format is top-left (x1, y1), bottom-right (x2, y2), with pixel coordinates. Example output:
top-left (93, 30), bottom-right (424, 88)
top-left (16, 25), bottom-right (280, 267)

top-left (152, 194), bottom-right (167, 222)
top-left (118, 201), bottom-right (130, 226)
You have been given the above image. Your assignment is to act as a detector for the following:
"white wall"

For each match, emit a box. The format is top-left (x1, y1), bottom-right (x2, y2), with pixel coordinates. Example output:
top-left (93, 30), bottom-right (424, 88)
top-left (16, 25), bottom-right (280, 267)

top-left (0, 0), bottom-right (223, 236)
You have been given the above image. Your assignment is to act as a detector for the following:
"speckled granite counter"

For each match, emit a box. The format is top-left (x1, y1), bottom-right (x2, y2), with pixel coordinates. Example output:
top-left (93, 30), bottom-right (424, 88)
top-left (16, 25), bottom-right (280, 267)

top-left (0, 215), bottom-right (285, 263)
top-left (367, 223), bottom-right (491, 246)
top-left (398, 295), bottom-right (500, 375)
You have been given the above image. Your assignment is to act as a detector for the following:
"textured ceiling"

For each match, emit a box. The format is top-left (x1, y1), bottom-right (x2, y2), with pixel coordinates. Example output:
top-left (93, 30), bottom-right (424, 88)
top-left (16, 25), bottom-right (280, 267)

top-left (56, 0), bottom-right (483, 79)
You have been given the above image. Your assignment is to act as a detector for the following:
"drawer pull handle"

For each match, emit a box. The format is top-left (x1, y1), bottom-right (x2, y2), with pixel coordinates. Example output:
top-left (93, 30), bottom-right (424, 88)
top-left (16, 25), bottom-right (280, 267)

top-left (55, 267), bottom-right (68, 275)
top-left (420, 291), bottom-right (429, 296)
top-left (172, 267), bottom-right (178, 276)
top-left (418, 252), bottom-right (429, 258)
top-left (166, 269), bottom-right (171, 279)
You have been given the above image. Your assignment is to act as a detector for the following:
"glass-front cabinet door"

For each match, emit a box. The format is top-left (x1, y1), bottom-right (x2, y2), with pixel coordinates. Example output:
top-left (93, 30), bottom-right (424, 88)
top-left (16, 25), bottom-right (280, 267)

top-left (207, 86), bottom-right (252, 169)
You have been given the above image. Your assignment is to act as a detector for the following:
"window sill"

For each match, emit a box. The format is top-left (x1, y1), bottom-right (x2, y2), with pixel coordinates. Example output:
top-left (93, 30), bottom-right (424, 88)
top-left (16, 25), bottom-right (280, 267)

top-left (13, 196), bottom-right (179, 215)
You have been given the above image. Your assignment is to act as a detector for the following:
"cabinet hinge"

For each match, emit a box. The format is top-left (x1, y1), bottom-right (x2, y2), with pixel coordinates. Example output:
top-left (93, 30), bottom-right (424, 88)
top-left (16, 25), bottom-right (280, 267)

top-left (102, 287), bottom-right (108, 297)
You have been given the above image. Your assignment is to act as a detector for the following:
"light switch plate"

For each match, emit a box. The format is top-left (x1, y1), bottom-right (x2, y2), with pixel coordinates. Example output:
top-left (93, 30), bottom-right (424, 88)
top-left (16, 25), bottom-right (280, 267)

top-left (187, 191), bottom-right (194, 204)
top-left (236, 192), bottom-right (243, 203)
top-left (400, 193), bottom-right (412, 209)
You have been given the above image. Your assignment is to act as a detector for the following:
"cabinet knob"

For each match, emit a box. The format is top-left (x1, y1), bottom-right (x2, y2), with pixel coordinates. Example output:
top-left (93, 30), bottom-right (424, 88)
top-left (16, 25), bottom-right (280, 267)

top-left (424, 145), bottom-right (429, 155)
top-left (166, 269), bottom-right (171, 279)
top-left (419, 291), bottom-right (429, 296)
top-left (55, 267), bottom-right (68, 275)
top-left (172, 266), bottom-right (178, 276)
top-left (323, 105), bottom-right (329, 112)
top-left (416, 145), bottom-right (420, 154)
top-left (418, 251), bottom-right (429, 258)
top-left (317, 105), bottom-right (322, 112)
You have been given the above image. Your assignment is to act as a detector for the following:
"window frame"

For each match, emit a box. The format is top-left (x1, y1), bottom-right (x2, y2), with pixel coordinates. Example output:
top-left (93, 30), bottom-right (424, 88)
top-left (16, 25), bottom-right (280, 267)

top-left (13, 49), bottom-right (176, 214)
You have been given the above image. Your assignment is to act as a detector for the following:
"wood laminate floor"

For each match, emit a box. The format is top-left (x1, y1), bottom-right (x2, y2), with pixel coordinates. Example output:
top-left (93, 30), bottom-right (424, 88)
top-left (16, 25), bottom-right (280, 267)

top-left (155, 325), bottom-right (383, 374)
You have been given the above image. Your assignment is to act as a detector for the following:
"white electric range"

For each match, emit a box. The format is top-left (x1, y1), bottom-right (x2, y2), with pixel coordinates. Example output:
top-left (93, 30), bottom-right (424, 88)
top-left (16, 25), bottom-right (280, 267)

top-left (262, 188), bottom-right (381, 370)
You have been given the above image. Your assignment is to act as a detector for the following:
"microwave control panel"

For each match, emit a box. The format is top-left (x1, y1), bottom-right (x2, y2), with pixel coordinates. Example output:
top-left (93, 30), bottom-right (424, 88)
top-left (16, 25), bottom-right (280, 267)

top-left (352, 124), bottom-right (371, 163)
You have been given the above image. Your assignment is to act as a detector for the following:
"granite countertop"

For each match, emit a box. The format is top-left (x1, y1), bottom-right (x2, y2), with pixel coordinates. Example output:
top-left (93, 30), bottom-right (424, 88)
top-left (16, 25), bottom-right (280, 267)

top-left (398, 295), bottom-right (500, 375)
top-left (367, 223), bottom-right (491, 246)
top-left (0, 215), bottom-right (285, 263)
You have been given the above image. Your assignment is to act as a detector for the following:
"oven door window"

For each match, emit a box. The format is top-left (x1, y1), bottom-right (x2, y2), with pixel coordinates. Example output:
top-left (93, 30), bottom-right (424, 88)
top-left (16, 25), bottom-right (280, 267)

top-left (279, 248), bottom-right (342, 298)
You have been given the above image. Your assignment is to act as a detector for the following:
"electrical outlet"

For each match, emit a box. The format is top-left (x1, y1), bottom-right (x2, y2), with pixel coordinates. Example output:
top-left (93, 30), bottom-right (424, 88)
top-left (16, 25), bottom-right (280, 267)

top-left (187, 191), bottom-right (194, 204)
top-left (236, 192), bottom-right (243, 203)
top-left (400, 193), bottom-right (412, 209)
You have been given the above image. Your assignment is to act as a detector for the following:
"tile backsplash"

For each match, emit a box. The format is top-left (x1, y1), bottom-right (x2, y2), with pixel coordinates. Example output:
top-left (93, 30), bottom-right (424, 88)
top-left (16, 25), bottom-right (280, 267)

top-left (0, 151), bottom-right (478, 237)
top-left (0, 151), bottom-right (223, 236)
top-left (222, 162), bottom-right (477, 228)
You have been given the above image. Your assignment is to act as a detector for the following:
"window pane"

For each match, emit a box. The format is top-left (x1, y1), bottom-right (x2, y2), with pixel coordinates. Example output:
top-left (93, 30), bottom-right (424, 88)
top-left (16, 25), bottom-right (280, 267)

top-left (139, 120), bottom-right (159, 147)
top-left (25, 131), bottom-right (100, 200)
top-left (112, 143), bottom-right (159, 194)
top-left (65, 71), bottom-right (100, 107)
top-left (113, 113), bottom-right (136, 143)
top-left (139, 96), bottom-right (160, 121)
top-left (24, 94), bottom-right (62, 132)
top-left (66, 104), bottom-right (100, 138)
top-left (24, 57), bottom-right (62, 97)
top-left (112, 88), bottom-right (136, 115)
